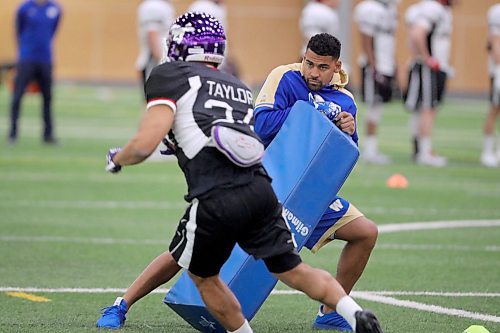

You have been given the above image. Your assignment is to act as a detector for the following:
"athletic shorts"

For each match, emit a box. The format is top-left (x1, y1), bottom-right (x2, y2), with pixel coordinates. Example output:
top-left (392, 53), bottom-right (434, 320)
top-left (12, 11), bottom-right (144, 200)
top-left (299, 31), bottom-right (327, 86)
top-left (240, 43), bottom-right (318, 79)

top-left (169, 174), bottom-right (301, 277)
top-left (361, 66), bottom-right (394, 104)
top-left (404, 62), bottom-right (447, 112)
top-left (304, 196), bottom-right (364, 253)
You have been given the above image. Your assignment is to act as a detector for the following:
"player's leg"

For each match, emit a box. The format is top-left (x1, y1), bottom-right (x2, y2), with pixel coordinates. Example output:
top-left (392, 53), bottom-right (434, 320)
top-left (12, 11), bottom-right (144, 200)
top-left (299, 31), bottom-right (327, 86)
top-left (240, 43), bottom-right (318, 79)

top-left (481, 79), bottom-right (500, 167)
top-left (302, 198), bottom-right (377, 331)
top-left (188, 273), bottom-right (249, 332)
top-left (123, 251), bottom-right (181, 308)
top-left (269, 257), bottom-right (383, 333)
top-left (9, 62), bottom-right (35, 143)
top-left (404, 62), bottom-right (422, 160)
top-left (170, 193), bottom-right (254, 332)
top-left (416, 67), bottom-right (447, 167)
top-left (37, 63), bottom-right (55, 143)
top-left (362, 67), bottom-right (391, 164)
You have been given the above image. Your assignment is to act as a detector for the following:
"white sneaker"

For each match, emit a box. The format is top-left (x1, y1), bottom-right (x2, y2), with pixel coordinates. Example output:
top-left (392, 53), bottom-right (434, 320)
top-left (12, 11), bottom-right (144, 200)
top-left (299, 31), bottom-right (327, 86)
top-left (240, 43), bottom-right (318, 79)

top-left (481, 152), bottom-right (499, 168)
top-left (363, 152), bottom-right (391, 165)
top-left (416, 153), bottom-right (447, 167)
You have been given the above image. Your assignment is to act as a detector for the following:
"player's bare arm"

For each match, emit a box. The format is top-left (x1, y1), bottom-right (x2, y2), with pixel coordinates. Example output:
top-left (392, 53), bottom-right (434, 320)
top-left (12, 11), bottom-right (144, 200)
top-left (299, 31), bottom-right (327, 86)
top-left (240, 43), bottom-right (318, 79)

top-left (113, 105), bottom-right (174, 166)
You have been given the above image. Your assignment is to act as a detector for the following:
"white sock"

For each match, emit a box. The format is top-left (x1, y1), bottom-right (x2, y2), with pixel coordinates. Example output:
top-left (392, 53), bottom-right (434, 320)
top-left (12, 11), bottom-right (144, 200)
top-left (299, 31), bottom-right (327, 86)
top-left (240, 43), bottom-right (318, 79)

top-left (483, 136), bottom-right (495, 154)
top-left (228, 319), bottom-right (253, 333)
top-left (336, 295), bottom-right (363, 331)
top-left (418, 137), bottom-right (432, 157)
top-left (364, 136), bottom-right (378, 156)
top-left (409, 112), bottom-right (420, 137)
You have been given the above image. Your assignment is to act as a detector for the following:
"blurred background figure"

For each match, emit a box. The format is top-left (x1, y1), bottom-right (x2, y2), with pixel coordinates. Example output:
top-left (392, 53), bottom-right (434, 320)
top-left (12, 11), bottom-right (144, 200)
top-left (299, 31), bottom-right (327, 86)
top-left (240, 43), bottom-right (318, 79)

top-left (136, 0), bottom-right (174, 90)
top-left (8, 0), bottom-right (62, 145)
top-left (403, 0), bottom-right (455, 167)
top-left (481, 3), bottom-right (500, 168)
top-left (354, 0), bottom-right (398, 165)
top-left (188, 0), bottom-right (239, 77)
top-left (299, 0), bottom-right (340, 58)
top-left (136, 0), bottom-right (174, 162)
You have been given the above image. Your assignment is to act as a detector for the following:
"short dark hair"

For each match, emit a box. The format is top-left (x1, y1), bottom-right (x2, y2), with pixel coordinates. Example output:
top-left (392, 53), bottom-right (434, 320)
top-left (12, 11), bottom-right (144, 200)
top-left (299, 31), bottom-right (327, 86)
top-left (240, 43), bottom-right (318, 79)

top-left (306, 33), bottom-right (341, 59)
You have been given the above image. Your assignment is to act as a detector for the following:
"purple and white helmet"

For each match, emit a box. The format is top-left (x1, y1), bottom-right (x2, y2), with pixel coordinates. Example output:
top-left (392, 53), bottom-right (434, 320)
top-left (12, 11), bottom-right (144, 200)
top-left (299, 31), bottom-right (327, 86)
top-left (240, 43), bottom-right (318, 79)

top-left (167, 12), bottom-right (226, 64)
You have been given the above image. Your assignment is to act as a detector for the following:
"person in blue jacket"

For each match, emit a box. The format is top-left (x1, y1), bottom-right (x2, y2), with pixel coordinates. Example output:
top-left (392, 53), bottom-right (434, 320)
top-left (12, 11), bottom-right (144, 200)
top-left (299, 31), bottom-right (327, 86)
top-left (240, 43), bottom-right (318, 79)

top-left (254, 33), bottom-right (379, 332)
top-left (8, 0), bottom-right (62, 144)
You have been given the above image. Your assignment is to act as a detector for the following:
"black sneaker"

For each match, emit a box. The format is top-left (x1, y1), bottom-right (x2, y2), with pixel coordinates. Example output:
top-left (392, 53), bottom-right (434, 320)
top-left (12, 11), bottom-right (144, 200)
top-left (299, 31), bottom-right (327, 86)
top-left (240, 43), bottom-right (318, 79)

top-left (43, 137), bottom-right (58, 145)
top-left (355, 310), bottom-right (383, 333)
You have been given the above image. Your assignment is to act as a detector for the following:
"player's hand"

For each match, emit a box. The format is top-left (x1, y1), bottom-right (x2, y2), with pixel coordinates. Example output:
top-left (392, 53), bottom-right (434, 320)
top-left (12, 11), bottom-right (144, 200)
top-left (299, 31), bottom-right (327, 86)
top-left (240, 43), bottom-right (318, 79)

top-left (105, 147), bottom-right (122, 173)
top-left (159, 138), bottom-right (176, 156)
top-left (316, 101), bottom-right (342, 122)
top-left (334, 112), bottom-right (355, 136)
top-left (425, 57), bottom-right (440, 72)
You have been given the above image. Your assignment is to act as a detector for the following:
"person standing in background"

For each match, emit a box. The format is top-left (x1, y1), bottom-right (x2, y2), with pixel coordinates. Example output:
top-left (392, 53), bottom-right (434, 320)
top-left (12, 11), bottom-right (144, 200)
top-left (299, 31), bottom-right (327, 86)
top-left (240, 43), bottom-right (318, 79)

top-left (404, 0), bottom-right (455, 167)
top-left (481, 3), bottom-right (500, 168)
top-left (136, 0), bottom-right (174, 89)
top-left (8, 0), bottom-right (62, 145)
top-left (354, 0), bottom-right (398, 165)
top-left (299, 0), bottom-right (340, 58)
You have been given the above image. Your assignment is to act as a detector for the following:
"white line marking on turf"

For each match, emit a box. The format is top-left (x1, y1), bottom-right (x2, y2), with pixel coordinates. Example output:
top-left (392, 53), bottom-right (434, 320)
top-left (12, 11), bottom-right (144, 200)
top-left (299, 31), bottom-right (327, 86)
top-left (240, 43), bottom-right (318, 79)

top-left (354, 292), bottom-right (500, 324)
top-left (378, 220), bottom-right (500, 233)
top-left (2, 287), bottom-right (499, 323)
top-left (1, 287), bottom-right (499, 298)
top-left (2, 220), bottom-right (499, 323)
top-left (0, 200), bottom-right (186, 210)
top-left (0, 236), bottom-right (166, 245)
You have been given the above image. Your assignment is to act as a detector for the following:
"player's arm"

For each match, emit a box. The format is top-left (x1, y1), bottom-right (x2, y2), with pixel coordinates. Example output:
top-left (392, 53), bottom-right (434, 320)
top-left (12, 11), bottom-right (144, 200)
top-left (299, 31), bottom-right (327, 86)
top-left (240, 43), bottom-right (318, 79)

top-left (15, 5), bottom-right (25, 40)
top-left (112, 105), bottom-right (173, 167)
top-left (254, 68), bottom-right (296, 146)
top-left (147, 29), bottom-right (163, 62)
top-left (360, 32), bottom-right (376, 69)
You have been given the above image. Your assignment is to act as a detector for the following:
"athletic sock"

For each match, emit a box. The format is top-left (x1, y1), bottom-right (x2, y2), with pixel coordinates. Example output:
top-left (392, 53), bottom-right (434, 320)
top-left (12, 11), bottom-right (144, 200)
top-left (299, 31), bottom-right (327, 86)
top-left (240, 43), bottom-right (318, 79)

top-left (418, 137), bottom-right (432, 157)
top-left (227, 319), bottom-right (253, 333)
top-left (336, 295), bottom-right (363, 331)
top-left (483, 135), bottom-right (494, 154)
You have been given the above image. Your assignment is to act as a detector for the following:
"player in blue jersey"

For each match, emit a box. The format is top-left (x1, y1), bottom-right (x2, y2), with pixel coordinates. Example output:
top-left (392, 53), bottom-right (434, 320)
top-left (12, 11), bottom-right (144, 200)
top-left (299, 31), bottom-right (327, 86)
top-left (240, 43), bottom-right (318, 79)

top-left (8, 0), bottom-right (62, 144)
top-left (254, 33), bottom-right (379, 331)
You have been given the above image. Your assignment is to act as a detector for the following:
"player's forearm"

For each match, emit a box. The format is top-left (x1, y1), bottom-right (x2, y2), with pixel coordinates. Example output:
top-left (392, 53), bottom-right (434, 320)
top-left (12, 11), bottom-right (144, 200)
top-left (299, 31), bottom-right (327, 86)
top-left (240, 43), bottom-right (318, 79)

top-left (147, 30), bottom-right (162, 61)
top-left (361, 34), bottom-right (376, 68)
top-left (113, 138), bottom-right (155, 167)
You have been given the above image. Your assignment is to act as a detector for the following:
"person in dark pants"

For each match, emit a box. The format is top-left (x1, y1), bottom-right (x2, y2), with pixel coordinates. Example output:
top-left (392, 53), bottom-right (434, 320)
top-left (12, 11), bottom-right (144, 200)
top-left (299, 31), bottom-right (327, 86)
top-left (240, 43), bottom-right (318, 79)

top-left (8, 0), bottom-right (62, 144)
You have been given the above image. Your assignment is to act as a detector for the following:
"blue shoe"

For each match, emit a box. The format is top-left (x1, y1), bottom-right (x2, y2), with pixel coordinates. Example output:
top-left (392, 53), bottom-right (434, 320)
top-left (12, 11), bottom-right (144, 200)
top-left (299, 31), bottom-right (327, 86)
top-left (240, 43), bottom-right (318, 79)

top-left (97, 297), bottom-right (127, 329)
top-left (313, 305), bottom-right (353, 331)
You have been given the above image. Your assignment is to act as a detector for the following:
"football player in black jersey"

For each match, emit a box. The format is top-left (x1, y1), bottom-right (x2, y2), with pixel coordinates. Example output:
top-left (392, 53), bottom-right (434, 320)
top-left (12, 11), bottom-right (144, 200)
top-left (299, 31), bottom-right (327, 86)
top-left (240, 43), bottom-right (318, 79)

top-left (97, 12), bottom-right (383, 333)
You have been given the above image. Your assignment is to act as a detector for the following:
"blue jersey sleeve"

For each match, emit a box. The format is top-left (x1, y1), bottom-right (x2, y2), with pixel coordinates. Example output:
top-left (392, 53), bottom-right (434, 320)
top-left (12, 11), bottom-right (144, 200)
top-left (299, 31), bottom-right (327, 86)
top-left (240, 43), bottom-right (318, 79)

top-left (254, 66), bottom-right (299, 147)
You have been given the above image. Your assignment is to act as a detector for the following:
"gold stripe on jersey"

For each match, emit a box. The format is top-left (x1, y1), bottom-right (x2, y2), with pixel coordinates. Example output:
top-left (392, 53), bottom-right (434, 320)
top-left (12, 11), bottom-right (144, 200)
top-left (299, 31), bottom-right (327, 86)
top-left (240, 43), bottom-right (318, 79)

top-left (255, 63), bottom-right (350, 108)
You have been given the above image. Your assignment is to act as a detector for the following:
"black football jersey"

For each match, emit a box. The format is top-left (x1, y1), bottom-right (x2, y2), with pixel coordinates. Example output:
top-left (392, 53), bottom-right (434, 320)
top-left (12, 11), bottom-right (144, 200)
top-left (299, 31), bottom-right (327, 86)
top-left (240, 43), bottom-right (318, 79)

top-left (145, 61), bottom-right (262, 201)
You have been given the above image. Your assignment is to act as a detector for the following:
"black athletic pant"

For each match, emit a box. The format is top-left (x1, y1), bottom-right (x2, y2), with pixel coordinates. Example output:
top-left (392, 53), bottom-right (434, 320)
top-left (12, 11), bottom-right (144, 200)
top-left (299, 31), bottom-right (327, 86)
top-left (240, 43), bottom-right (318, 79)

top-left (9, 62), bottom-right (54, 140)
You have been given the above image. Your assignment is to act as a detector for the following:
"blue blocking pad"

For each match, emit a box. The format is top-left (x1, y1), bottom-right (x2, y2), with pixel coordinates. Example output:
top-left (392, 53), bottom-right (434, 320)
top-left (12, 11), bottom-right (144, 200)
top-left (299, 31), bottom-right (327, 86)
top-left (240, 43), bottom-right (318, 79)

top-left (164, 100), bottom-right (359, 332)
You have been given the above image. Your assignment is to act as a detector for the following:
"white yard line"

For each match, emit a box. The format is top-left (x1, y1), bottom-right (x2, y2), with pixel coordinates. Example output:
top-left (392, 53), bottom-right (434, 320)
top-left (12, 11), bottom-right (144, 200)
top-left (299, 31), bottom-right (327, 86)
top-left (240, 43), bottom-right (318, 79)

top-left (378, 220), bottom-right (500, 233)
top-left (355, 292), bottom-right (500, 324)
top-left (1, 287), bottom-right (498, 298)
top-left (1, 287), bottom-right (498, 323)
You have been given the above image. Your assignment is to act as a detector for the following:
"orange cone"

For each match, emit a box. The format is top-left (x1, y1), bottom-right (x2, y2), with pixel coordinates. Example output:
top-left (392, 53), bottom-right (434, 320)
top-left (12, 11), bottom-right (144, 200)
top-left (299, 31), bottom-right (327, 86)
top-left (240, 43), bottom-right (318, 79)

top-left (386, 173), bottom-right (408, 189)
